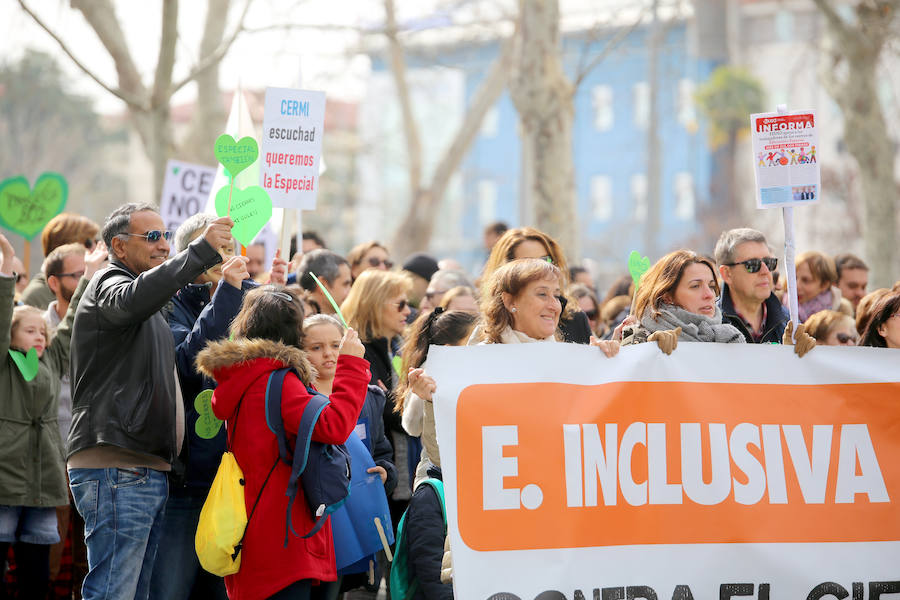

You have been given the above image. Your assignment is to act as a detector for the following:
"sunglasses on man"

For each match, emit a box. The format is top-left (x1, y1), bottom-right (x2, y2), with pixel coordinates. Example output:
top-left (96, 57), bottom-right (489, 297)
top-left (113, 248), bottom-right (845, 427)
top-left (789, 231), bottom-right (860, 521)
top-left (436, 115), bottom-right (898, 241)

top-left (121, 230), bottom-right (173, 243)
top-left (724, 257), bottom-right (778, 273)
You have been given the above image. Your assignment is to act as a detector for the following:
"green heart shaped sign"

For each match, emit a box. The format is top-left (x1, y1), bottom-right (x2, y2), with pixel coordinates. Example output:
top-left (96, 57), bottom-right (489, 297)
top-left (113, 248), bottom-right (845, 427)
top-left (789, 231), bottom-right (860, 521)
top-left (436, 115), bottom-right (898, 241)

top-left (214, 184), bottom-right (272, 247)
top-left (0, 173), bottom-right (68, 240)
top-left (628, 250), bottom-right (651, 291)
top-left (9, 348), bottom-right (40, 382)
top-left (194, 389), bottom-right (223, 439)
top-left (214, 135), bottom-right (258, 178)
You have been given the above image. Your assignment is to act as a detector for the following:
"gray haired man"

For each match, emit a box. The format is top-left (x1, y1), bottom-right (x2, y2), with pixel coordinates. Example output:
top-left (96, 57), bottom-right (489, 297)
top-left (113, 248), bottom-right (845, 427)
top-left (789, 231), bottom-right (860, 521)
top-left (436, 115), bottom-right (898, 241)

top-left (298, 249), bottom-right (353, 314)
top-left (715, 228), bottom-right (789, 344)
top-left (67, 203), bottom-right (233, 600)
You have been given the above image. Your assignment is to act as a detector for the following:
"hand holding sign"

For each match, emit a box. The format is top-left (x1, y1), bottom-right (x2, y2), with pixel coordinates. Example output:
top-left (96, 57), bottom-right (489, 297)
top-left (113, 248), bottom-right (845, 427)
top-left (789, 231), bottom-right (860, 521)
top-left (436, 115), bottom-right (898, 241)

top-left (0, 173), bottom-right (67, 240)
top-left (202, 216), bottom-right (235, 251)
top-left (0, 233), bottom-right (15, 275)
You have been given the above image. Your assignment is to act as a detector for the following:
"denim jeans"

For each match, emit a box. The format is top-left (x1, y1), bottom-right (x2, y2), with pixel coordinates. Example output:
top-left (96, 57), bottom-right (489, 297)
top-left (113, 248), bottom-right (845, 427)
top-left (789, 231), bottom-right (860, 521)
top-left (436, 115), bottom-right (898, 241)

top-left (148, 489), bottom-right (227, 600)
top-left (69, 467), bottom-right (168, 600)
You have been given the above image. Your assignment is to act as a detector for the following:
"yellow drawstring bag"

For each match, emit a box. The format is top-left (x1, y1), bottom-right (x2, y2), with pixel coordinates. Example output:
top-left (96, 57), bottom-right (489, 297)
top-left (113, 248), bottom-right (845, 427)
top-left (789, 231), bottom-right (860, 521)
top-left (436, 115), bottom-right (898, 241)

top-left (195, 450), bottom-right (248, 576)
top-left (195, 383), bottom-right (278, 576)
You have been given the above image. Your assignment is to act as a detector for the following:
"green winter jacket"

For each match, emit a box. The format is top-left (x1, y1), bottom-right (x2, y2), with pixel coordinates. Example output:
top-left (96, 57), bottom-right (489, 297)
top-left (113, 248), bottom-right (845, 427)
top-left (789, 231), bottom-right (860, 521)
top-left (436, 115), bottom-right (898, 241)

top-left (0, 273), bottom-right (87, 507)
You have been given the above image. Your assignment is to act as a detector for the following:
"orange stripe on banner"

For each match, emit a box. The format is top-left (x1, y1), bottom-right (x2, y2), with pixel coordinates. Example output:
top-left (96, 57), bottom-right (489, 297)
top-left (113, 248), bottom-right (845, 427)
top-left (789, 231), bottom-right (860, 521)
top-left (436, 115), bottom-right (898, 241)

top-left (456, 381), bottom-right (900, 551)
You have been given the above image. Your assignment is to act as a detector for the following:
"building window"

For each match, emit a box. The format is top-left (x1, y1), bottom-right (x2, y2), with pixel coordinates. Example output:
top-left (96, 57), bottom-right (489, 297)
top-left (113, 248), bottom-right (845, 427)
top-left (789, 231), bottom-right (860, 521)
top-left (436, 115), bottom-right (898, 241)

top-left (481, 106), bottom-right (499, 138)
top-left (674, 172), bottom-right (695, 220)
top-left (631, 174), bottom-right (647, 221)
top-left (678, 79), bottom-right (696, 129)
top-left (633, 82), bottom-right (649, 130)
top-left (478, 180), bottom-right (497, 225)
top-left (591, 85), bottom-right (614, 131)
top-left (590, 175), bottom-right (613, 221)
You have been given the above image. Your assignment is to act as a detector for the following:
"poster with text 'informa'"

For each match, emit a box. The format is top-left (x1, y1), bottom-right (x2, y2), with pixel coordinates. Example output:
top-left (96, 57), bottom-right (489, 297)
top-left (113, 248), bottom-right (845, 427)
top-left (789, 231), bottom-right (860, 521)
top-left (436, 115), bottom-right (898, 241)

top-left (750, 110), bottom-right (820, 209)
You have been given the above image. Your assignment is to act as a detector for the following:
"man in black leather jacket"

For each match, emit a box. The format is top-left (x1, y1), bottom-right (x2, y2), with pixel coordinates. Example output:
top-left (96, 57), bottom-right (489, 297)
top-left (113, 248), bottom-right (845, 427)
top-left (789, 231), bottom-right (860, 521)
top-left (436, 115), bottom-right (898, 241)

top-left (66, 203), bottom-right (233, 600)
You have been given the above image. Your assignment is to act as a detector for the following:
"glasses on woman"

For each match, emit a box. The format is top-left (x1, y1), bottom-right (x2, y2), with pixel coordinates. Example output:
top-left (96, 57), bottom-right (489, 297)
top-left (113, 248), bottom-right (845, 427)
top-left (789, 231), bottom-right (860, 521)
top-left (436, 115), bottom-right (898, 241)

top-left (393, 299), bottom-right (408, 312)
top-left (367, 257), bottom-right (394, 269)
top-left (835, 332), bottom-right (858, 345)
top-left (724, 257), bottom-right (778, 273)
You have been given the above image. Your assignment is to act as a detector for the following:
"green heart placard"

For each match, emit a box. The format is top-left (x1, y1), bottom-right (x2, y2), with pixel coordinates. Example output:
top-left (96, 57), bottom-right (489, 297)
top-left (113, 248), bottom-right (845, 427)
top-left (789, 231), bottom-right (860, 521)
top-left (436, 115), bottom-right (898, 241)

top-left (214, 135), bottom-right (258, 177)
top-left (214, 184), bottom-right (272, 247)
top-left (0, 173), bottom-right (68, 240)
top-left (9, 348), bottom-right (40, 382)
top-left (628, 250), bottom-right (651, 291)
top-left (194, 389), bottom-right (223, 439)
top-left (392, 355), bottom-right (403, 378)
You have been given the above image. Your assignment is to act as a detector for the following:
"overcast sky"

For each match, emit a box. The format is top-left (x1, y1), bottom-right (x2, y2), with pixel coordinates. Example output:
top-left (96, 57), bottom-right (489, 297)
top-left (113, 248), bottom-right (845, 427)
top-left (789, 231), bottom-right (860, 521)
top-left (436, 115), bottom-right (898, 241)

top-left (1, 0), bottom-right (653, 114)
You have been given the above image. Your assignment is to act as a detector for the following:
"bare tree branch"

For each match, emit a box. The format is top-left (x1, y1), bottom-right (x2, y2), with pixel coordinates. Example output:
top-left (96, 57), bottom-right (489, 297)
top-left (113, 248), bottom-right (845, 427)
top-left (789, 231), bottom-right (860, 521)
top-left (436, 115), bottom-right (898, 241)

top-left (169, 0), bottom-right (253, 95)
top-left (71, 0), bottom-right (149, 106)
top-left (152, 0), bottom-right (179, 109)
top-left (573, 13), bottom-right (643, 88)
top-left (385, 0), bottom-right (423, 193)
top-left (811, 0), bottom-right (850, 41)
top-left (428, 32), bottom-right (516, 198)
top-left (16, 0), bottom-right (146, 108)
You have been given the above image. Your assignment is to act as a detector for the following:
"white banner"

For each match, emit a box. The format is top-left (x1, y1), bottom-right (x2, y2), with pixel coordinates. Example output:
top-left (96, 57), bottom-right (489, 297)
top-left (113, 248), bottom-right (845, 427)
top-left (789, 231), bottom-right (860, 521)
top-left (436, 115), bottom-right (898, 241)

top-left (259, 87), bottom-right (326, 210)
top-left (159, 159), bottom-right (217, 254)
top-left (428, 343), bottom-right (900, 600)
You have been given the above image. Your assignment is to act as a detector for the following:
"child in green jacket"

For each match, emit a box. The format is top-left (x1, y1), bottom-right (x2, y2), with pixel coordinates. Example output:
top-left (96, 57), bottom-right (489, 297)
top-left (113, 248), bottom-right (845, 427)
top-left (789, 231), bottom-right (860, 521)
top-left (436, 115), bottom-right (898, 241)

top-left (0, 233), bottom-right (88, 598)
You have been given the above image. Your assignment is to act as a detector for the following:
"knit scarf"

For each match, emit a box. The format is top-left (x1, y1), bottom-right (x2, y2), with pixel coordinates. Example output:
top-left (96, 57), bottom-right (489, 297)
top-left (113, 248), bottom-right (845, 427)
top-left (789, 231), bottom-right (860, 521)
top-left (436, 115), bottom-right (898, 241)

top-left (641, 304), bottom-right (746, 344)
top-left (794, 288), bottom-right (834, 322)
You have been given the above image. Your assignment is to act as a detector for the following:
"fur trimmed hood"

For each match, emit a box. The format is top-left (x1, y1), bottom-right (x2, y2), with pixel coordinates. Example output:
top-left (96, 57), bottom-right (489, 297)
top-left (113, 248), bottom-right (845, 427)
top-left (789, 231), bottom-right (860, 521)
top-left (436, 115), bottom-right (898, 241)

top-left (196, 338), bottom-right (316, 383)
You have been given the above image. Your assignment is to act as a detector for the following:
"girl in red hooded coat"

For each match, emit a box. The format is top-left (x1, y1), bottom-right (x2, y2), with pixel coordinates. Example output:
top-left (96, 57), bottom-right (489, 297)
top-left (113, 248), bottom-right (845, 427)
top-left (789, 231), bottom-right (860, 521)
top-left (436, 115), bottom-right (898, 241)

top-left (197, 285), bottom-right (370, 600)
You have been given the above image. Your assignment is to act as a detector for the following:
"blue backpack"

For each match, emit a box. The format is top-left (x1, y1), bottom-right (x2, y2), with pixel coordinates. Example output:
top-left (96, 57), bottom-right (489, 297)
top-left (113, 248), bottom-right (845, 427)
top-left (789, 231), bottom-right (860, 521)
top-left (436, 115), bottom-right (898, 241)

top-left (264, 367), bottom-right (352, 545)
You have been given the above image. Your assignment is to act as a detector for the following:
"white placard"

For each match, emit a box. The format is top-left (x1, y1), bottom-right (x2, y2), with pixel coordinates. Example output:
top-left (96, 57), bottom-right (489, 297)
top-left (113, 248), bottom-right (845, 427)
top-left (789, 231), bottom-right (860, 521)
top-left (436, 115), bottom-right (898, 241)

top-left (159, 159), bottom-right (217, 254)
top-left (259, 87), bottom-right (326, 210)
top-left (428, 342), bottom-right (900, 600)
top-left (750, 110), bottom-right (820, 209)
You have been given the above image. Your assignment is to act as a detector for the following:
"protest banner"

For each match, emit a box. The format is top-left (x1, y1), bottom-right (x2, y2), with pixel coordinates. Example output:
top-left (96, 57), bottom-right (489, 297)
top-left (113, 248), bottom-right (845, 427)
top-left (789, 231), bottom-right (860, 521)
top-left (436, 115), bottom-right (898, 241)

top-left (259, 87), bottom-right (326, 211)
top-left (429, 342), bottom-right (900, 600)
top-left (159, 160), bottom-right (216, 253)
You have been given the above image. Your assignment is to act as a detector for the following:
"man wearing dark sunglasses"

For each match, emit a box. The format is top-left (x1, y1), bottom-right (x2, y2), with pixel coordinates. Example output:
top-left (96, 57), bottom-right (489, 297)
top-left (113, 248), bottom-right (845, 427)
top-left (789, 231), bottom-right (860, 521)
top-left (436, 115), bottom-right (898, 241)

top-left (66, 203), bottom-right (234, 599)
top-left (715, 228), bottom-right (790, 344)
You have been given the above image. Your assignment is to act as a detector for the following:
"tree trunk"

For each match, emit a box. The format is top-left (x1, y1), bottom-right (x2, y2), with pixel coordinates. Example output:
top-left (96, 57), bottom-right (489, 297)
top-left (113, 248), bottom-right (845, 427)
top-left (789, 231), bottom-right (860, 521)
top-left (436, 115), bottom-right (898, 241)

top-left (813, 0), bottom-right (898, 288)
top-left (509, 0), bottom-right (578, 259)
top-left (183, 0), bottom-right (230, 165)
top-left (386, 0), bottom-right (517, 259)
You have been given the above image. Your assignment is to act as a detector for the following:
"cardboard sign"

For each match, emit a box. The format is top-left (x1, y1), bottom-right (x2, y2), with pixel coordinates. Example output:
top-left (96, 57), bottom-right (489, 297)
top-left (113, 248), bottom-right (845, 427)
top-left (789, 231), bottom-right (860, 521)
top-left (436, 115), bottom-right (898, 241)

top-left (428, 343), bottom-right (900, 600)
top-left (750, 110), bottom-right (820, 208)
top-left (159, 160), bottom-right (217, 253)
top-left (0, 173), bottom-right (67, 240)
top-left (259, 87), bottom-right (326, 210)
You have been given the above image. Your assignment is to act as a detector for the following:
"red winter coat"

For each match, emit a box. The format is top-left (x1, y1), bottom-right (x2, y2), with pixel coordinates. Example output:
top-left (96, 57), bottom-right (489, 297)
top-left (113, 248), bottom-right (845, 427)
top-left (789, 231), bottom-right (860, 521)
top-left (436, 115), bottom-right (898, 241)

top-left (197, 338), bottom-right (370, 600)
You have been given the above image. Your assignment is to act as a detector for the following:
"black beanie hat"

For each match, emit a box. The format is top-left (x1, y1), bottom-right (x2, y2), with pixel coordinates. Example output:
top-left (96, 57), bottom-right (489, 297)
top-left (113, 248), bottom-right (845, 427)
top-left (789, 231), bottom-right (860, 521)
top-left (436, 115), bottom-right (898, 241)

top-left (402, 252), bottom-right (439, 281)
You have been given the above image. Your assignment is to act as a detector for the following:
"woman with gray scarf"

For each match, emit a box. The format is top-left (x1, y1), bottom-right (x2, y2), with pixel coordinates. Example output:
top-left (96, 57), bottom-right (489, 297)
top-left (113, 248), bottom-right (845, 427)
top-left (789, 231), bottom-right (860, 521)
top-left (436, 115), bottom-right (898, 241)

top-left (622, 250), bottom-right (814, 356)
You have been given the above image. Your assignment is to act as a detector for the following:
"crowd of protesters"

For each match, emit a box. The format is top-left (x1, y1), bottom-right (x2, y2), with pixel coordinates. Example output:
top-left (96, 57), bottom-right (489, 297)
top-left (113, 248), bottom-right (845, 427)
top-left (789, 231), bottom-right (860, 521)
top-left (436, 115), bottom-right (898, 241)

top-left (0, 206), bottom-right (898, 600)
